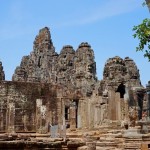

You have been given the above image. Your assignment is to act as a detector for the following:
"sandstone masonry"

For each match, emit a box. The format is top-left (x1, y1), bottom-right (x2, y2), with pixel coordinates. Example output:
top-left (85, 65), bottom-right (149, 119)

top-left (0, 27), bottom-right (148, 149)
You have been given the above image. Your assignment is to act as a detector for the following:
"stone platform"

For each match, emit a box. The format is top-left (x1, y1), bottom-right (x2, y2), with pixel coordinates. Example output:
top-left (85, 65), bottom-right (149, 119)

top-left (0, 127), bottom-right (150, 150)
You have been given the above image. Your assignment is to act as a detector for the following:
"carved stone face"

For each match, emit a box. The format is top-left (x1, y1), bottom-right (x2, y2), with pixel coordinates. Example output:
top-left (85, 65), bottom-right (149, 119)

top-left (103, 57), bottom-right (126, 81)
top-left (87, 63), bottom-right (95, 74)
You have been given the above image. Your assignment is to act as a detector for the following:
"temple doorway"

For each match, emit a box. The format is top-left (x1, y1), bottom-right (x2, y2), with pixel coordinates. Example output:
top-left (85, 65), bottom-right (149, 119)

top-left (64, 99), bottom-right (78, 128)
top-left (116, 82), bottom-right (126, 98)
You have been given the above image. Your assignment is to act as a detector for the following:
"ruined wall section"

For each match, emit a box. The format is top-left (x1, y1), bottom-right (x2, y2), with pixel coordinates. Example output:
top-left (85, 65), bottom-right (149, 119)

top-left (0, 61), bottom-right (5, 81)
top-left (0, 81), bottom-right (58, 133)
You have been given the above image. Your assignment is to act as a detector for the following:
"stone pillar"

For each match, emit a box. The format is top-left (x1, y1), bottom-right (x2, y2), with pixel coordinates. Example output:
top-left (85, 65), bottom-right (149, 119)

top-left (36, 99), bottom-right (42, 133)
top-left (115, 92), bottom-right (121, 121)
top-left (94, 104), bottom-right (99, 128)
top-left (7, 102), bottom-right (15, 133)
top-left (62, 99), bottom-right (65, 126)
top-left (95, 100), bottom-right (102, 128)
top-left (57, 98), bottom-right (62, 132)
top-left (89, 99), bottom-right (94, 128)
top-left (146, 81), bottom-right (150, 117)
top-left (36, 99), bottom-right (47, 134)
top-left (124, 91), bottom-right (129, 121)
top-left (79, 99), bottom-right (88, 128)
top-left (77, 99), bottom-right (81, 128)
top-left (85, 100), bottom-right (88, 128)
top-left (108, 90), bottom-right (116, 120)
top-left (0, 102), bottom-right (5, 132)
top-left (58, 97), bottom-right (65, 137)
top-left (82, 100), bottom-right (88, 128)
top-left (70, 101), bottom-right (76, 129)
top-left (124, 99), bottom-right (129, 120)
top-left (136, 89), bottom-right (145, 120)
top-left (0, 108), bottom-right (3, 131)
top-left (88, 99), bottom-right (91, 128)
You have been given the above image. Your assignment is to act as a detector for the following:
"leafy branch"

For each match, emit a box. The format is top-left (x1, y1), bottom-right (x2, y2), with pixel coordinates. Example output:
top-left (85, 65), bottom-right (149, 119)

top-left (133, 18), bottom-right (150, 61)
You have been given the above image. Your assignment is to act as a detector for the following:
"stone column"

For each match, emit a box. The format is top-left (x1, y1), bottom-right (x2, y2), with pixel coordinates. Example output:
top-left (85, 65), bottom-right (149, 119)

top-left (77, 99), bottom-right (81, 128)
top-left (124, 91), bottom-right (129, 121)
top-left (85, 100), bottom-right (88, 128)
top-left (62, 99), bottom-right (65, 126)
top-left (36, 99), bottom-right (42, 133)
top-left (146, 81), bottom-right (150, 117)
top-left (87, 99), bottom-right (91, 128)
top-left (94, 104), bottom-right (98, 128)
top-left (70, 101), bottom-right (77, 129)
top-left (7, 102), bottom-right (15, 133)
top-left (57, 98), bottom-right (63, 126)
top-left (124, 99), bottom-right (129, 122)
top-left (108, 90), bottom-right (116, 120)
top-left (82, 100), bottom-right (88, 128)
top-left (81, 100), bottom-right (84, 128)
top-left (89, 99), bottom-right (94, 128)
top-left (36, 99), bottom-right (47, 134)
top-left (57, 97), bottom-right (64, 136)
top-left (79, 99), bottom-right (87, 129)
top-left (115, 92), bottom-right (121, 121)
top-left (0, 103), bottom-right (4, 131)
top-left (136, 89), bottom-right (145, 120)
top-left (95, 100), bottom-right (102, 128)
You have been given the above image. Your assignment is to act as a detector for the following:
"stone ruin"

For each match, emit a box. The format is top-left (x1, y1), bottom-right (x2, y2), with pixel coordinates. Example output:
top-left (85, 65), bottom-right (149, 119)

top-left (12, 27), bottom-right (97, 98)
top-left (0, 27), bottom-right (150, 149)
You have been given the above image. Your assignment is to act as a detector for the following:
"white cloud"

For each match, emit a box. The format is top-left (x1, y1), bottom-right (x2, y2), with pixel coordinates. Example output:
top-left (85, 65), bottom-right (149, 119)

top-left (59, 0), bottom-right (142, 27)
top-left (0, 0), bottom-right (143, 39)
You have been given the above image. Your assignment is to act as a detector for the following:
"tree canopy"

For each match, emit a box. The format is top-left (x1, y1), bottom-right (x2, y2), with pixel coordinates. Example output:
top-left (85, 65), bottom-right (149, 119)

top-left (133, 1), bottom-right (150, 61)
top-left (133, 18), bottom-right (150, 61)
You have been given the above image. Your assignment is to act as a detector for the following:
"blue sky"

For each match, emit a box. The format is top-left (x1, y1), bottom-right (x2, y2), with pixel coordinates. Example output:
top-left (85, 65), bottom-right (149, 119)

top-left (0, 0), bottom-right (149, 86)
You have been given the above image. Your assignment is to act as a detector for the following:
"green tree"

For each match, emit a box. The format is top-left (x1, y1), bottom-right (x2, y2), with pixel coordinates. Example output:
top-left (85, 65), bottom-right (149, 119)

top-left (133, 0), bottom-right (150, 61)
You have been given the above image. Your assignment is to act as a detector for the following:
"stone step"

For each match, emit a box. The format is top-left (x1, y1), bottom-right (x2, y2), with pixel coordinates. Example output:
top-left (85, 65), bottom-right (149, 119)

top-left (124, 143), bottom-right (141, 149)
top-left (124, 148), bottom-right (141, 150)
top-left (61, 145), bottom-right (69, 150)
top-left (125, 138), bottom-right (142, 142)
top-left (96, 141), bottom-right (118, 147)
top-left (66, 133), bottom-right (83, 138)
top-left (96, 146), bottom-right (119, 150)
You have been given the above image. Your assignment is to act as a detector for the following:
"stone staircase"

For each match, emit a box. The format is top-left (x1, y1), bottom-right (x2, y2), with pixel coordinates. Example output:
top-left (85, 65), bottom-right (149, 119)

top-left (123, 137), bottom-right (142, 150)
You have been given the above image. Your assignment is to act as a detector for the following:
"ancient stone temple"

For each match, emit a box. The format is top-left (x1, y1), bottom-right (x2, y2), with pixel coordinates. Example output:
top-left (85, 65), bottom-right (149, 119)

top-left (0, 27), bottom-right (149, 149)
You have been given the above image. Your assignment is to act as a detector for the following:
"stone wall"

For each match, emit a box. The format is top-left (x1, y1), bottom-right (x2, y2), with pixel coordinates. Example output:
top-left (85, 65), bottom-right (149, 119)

top-left (0, 81), bottom-right (58, 133)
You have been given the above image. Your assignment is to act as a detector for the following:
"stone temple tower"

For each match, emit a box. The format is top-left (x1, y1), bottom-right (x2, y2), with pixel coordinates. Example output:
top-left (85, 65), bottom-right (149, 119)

top-left (0, 61), bottom-right (5, 81)
top-left (12, 27), bottom-right (97, 98)
top-left (12, 27), bottom-right (58, 83)
top-left (102, 56), bottom-right (142, 91)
